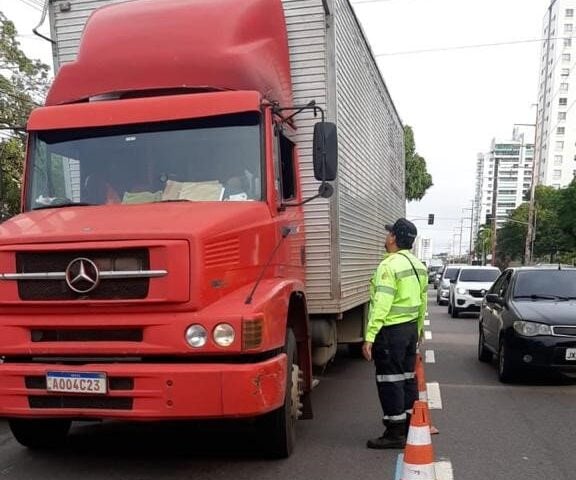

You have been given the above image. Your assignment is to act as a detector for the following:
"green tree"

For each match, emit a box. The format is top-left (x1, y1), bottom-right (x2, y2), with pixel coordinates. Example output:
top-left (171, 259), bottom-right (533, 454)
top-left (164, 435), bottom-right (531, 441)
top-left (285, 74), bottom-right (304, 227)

top-left (404, 125), bottom-right (433, 201)
top-left (0, 11), bottom-right (50, 218)
top-left (495, 185), bottom-right (574, 264)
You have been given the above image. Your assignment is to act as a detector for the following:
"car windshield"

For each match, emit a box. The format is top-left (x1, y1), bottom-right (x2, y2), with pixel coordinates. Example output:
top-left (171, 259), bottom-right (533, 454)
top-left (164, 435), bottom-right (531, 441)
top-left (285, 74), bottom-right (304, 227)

top-left (443, 268), bottom-right (460, 281)
top-left (26, 112), bottom-right (262, 209)
top-left (513, 270), bottom-right (576, 300)
top-left (459, 269), bottom-right (500, 282)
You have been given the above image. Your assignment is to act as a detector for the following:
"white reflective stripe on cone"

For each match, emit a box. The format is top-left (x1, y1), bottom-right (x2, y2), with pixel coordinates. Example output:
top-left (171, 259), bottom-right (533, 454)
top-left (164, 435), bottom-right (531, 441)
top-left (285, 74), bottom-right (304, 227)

top-left (402, 462), bottom-right (435, 480)
top-left (406, 425), bottom-right (432, 446)
top-left (377, 374), bottom-right (406, 382)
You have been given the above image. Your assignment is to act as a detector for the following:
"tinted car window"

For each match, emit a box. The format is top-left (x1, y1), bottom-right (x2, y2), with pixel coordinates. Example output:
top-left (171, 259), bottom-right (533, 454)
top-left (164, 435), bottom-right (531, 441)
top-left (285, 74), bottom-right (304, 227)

top-left (513, 270), bottom-right (576, 299)
top-left (444, 268), bottom-right (460, 281)
top-left (459, 269), bottom-right (500, 282)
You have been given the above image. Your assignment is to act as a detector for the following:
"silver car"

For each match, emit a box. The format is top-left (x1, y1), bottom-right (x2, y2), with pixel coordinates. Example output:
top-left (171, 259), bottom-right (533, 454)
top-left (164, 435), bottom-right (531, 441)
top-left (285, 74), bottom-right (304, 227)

top-left (436, 265), bottom-right (463, 305)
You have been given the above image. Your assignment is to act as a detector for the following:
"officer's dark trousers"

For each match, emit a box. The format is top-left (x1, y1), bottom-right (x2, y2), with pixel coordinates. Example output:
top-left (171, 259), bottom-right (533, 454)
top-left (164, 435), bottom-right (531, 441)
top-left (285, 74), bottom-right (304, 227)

top-left (373, 321), bottom-right (419, 423)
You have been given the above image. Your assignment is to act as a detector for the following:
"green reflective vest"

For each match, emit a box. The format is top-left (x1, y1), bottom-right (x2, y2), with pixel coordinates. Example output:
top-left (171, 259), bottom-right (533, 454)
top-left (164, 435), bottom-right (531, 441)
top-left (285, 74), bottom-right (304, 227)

top-left (365, 249), bottom-right (428, 342)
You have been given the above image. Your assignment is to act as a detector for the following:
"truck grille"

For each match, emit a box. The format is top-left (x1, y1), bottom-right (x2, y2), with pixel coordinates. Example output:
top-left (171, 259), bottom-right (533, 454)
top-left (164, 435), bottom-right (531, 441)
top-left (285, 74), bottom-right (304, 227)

top-left (16, 249), bottom-right (150, 301)
top-left (30, 329), bottom-right (143, 342)
top-left (28, 395), bottom-right (133, 410)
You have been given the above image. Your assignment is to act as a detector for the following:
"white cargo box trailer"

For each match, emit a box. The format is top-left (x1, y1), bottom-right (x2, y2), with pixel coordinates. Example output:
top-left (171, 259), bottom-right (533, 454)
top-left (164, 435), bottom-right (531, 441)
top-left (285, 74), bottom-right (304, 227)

top-left (47, 0), bottom-right (405, 356)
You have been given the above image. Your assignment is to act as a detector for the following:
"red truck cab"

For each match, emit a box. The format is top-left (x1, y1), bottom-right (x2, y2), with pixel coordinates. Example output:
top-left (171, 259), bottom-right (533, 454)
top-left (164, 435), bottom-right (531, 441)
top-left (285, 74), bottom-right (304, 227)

top-left (0, 0), bottom-right (337, 458)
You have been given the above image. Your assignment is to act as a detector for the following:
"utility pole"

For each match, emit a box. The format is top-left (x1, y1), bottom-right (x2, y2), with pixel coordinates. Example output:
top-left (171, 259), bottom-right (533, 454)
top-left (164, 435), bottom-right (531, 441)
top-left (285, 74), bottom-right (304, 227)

top-left (521, 117), bottom-right (538, 265)
top-left (463, 201), bottom-right (474, 264)
top-left (491, 154), bottom-right (499, 266)
top-left (459, 218), bottom-right (464, 259)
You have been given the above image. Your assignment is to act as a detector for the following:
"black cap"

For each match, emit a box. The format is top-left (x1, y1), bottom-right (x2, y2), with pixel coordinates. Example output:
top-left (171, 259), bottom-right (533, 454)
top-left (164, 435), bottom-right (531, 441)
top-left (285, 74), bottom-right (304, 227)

top-left (385, 218), bottom-right (418, 242)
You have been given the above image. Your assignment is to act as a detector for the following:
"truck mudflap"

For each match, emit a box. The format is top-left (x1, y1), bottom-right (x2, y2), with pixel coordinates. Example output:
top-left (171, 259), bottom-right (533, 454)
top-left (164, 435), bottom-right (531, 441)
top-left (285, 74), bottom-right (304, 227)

top-left (0, 355), bottom-right (287, 420)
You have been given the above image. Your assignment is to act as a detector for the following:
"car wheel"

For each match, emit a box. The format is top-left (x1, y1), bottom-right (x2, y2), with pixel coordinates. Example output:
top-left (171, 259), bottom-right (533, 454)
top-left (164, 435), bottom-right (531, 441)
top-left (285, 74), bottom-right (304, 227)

top-left (448, 302), bottom-right (452, 314)
top-left (9, 419), bottom-right (71, 449)
top-left (498, 338), bottom-right (517, 383)
top-left (478, 327), bottom-right (492, 363)
top-left (451, 305), bottom-right (460, 318)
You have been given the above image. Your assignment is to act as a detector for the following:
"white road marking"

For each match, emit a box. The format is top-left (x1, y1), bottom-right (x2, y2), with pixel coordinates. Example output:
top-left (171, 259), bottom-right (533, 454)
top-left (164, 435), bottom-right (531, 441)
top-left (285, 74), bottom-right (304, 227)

top-left (424, 319), bottom-right (430, 326)
top-left (424, 330), bottom-right (432, 340)
top-left (435, 460), bottom-right (454, 480)
top-left (427, 382), bottom-right (443, 409)
top-left (425, 350), bottom-right (435, 363)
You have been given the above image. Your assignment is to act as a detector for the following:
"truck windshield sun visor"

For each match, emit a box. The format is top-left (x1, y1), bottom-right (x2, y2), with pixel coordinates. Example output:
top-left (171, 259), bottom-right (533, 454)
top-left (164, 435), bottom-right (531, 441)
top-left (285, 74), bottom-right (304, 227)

top-left (26, 113), bottom-right (263, 210)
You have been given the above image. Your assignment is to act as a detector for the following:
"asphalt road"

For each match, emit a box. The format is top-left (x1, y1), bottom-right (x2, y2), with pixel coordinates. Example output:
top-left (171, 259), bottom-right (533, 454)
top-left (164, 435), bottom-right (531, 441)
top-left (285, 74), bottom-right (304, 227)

top-left (0, 290), bottom-right (574, 479)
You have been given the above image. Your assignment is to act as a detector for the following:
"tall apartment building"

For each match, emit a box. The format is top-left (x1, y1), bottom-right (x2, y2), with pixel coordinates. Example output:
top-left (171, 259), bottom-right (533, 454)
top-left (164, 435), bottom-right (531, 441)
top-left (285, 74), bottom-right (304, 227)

top-left (535, 0), bottom-right (576, 188)
top-left (473, 130), bottom-right (534, 234)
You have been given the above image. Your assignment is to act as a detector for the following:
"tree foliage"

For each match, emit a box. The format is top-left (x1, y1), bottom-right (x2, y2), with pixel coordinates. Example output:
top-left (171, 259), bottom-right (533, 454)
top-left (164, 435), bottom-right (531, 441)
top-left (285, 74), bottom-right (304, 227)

top-left (491, 184), bottom-right (576, 266)
top-left (404, 125), bottom-right (433, 201)
top-left (0, 11), bottom-right (50, 218)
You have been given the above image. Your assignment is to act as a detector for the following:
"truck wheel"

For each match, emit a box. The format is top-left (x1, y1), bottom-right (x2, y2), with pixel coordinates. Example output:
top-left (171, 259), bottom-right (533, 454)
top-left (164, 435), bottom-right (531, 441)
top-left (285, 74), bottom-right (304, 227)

top-left (259, 329), bottom-right (302, 458)
top-left (477, 328), bottom-right (492, 363)
top-left (9, 419), bottom-right (71, 449)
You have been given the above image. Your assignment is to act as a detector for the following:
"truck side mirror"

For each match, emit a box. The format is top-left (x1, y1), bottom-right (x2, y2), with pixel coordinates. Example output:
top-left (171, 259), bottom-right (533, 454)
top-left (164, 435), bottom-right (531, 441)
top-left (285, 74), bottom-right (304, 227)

top-left (313, 122), bottom-right (338, 182)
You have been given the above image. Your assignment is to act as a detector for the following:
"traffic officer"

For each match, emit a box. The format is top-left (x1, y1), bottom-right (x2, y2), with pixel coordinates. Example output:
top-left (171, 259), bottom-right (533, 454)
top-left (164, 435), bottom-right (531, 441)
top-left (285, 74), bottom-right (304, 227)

top-left (362, 218), bottom-right (428, 449)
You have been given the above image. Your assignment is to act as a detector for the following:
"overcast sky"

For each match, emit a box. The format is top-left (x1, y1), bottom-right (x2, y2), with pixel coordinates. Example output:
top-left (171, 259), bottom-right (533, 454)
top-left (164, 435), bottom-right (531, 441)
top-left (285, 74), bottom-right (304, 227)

top-left (1, 0), bottom-right (551, 253)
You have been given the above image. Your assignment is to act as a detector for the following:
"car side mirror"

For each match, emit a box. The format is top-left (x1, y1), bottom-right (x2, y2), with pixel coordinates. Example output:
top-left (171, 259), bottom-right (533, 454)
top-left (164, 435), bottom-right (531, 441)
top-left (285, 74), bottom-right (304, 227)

top-left (313, 122), bottom-right (338, 182)
top-left (485, 293), bottom-right (502, 305)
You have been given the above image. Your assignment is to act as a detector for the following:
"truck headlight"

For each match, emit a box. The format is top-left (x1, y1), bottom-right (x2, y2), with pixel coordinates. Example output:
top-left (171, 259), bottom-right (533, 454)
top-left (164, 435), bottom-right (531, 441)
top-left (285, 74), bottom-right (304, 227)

top-left (213, 323), bottom-right (235, 347)
top-left (456, 287), bottom-right (467, 295)
top-left (185, 324), bottom-right (207, 348)
top-left (513, 321), bottom-right (552, 337)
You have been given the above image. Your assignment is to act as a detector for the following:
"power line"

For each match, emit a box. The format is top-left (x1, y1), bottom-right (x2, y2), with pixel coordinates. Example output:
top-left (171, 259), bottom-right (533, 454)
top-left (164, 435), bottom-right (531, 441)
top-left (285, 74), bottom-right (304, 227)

top-left (375, 37), bottom-right (560, 57)
top-left (17, 0), bottom-right (43, 11)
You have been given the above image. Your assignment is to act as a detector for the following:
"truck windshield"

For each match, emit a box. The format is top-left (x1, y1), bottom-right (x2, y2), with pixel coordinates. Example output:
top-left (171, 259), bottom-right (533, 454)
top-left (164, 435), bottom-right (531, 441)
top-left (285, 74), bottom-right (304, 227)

top-left (26, 112), bottom-right (262, 209)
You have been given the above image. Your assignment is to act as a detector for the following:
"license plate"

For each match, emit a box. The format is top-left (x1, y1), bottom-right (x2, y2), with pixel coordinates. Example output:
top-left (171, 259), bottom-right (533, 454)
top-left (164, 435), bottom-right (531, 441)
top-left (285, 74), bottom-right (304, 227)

top-left (566, 349), bottom-right (576, 361)
top-left (46, 371), bottom-right (107, 394)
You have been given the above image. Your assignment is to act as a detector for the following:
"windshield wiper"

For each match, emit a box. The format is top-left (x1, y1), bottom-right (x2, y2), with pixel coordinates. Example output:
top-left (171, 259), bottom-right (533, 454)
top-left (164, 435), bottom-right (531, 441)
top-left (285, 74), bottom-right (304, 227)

top-left (514, 294), bottom-right (560, 301)
top-left (33, 201), bottom-right (95, 211)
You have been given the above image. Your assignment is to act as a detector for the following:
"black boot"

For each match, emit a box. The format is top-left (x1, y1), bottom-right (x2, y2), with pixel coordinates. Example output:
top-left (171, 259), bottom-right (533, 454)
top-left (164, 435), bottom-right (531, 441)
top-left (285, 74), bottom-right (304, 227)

top-left (366, 422), bottom-right (407, 449)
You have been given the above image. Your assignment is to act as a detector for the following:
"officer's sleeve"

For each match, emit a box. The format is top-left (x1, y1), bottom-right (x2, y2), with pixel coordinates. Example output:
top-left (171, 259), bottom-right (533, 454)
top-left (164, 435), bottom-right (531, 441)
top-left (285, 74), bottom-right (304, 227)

top-left (417, 270), bottom-right (428, 335)
top-left (365, 262), bottom-right (397, 342)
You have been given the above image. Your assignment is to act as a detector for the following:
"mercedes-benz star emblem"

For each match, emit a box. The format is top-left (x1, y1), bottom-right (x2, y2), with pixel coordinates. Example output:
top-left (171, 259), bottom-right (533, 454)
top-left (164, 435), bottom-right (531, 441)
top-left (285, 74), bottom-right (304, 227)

top-left (65, 258), bottom-right (100, 294)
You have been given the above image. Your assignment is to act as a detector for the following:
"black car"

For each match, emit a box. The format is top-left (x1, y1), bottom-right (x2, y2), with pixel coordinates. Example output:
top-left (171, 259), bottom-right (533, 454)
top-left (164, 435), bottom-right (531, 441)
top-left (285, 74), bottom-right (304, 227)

top-left (478, 267), bottom-right (576, 382)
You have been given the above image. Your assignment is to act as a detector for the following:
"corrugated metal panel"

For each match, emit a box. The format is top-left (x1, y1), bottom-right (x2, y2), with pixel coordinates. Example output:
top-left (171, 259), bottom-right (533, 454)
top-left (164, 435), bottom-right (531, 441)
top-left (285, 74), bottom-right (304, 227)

top-left (331, 0), bottom-right (405, 312)
top-left (281, 0), bottom-right (335, 311)
top-left (49, 0), bottom-right (126, 67)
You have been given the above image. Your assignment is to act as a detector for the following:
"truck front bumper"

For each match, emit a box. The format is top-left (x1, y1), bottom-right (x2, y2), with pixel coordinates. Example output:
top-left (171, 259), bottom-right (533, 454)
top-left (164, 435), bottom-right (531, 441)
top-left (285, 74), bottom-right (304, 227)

top-left (0, 355), bottom-right (287, 420)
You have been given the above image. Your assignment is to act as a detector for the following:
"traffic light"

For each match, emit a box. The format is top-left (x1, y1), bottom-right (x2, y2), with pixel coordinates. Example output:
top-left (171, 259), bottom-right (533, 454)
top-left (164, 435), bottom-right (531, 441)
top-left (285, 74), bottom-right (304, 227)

top-left (427, 214), bottom-right (435, 225)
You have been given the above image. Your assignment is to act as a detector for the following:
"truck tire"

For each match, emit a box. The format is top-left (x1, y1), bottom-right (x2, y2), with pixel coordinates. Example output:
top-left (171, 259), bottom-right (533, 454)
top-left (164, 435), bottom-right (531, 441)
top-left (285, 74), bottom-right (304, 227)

top-left (259, 328), bottom-right (302, 458)
top-left (9, 419), bottom-right (71, 449)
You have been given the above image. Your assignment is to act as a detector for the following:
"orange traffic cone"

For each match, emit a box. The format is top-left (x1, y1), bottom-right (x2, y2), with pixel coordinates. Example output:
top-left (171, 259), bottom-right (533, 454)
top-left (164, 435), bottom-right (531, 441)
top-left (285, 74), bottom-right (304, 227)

top-left (401, 401), bottom-right (436, 480)
top-left (414, 353), bottom-right (439, 435)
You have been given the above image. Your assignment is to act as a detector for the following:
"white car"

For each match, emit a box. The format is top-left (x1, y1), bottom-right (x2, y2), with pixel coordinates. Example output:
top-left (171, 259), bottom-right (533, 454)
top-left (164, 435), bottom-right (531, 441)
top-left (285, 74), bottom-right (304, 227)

top-left (448, 266), bottom-right (501, 318)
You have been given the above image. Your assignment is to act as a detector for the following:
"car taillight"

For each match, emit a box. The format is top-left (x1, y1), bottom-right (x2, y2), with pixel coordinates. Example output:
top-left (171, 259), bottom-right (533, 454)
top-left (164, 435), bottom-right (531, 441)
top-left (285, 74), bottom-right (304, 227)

top-left (242, 318), bottom-right (263, 350)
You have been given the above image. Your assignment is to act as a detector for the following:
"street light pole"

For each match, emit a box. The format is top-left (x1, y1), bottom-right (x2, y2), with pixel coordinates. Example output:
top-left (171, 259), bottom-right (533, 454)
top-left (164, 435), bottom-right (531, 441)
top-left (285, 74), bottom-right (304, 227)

top-left (491, 154), bottom-right (499, 266)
